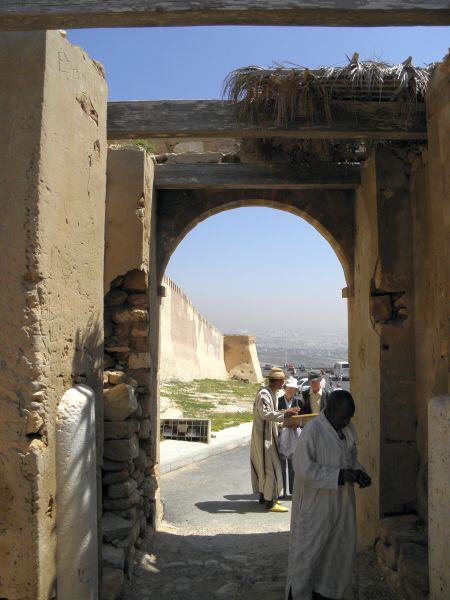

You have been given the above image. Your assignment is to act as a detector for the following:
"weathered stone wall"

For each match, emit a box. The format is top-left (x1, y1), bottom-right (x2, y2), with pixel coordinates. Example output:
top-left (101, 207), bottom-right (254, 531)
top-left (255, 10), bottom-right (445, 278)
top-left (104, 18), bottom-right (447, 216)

top-left (159, 276), bottom-right (228, 382)
top-left (105, 146), bottom-right (151, 290)
top-left (102, 270), bottom-right (156, 599)
top-left (102, 146), bottom-right (159, 598)
top-left (350, 155), bottom-right (382, 548)
top-left (223, 335), bottom-right (263, 383)
top-left (352, 144), bottom-right (419, 547)
top-left (0, 30), bottom-right (107, 599)
top-left (423, 58), bottom-right (450, 600)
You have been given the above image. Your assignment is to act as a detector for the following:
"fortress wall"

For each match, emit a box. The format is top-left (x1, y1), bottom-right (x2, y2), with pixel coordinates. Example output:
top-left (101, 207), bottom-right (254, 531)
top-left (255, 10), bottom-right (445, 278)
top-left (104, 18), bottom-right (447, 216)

top-left (103, 146), bottom-right (159, 598)
top-left (159, 277), bottom-right (228, 381)
top-left (223, 335), bottom-right (263, 383)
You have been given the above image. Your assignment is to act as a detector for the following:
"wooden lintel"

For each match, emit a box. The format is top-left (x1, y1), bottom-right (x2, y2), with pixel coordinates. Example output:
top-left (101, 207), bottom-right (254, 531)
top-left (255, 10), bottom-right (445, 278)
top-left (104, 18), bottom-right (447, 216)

top-left (107, 100), bottom-right (427, 141)
top-left (0, 1), bottom-right (448, 30)
top-left (154, 163), bottom-right (360, 190)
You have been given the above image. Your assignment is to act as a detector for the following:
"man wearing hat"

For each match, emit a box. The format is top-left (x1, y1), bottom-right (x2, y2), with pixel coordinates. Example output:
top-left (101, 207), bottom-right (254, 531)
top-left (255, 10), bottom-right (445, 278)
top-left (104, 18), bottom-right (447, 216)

top-left (250, 367), bottom-right (299, 512)
top-left (278, 377), bottom-right (302, 498)
top-left (301, 370), bottom-right (330, 415)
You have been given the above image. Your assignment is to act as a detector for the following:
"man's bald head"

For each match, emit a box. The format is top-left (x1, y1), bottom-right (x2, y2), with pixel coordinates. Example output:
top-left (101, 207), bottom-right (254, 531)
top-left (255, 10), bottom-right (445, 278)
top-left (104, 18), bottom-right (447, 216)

top-left (326, 390), bottom-right (355, 430)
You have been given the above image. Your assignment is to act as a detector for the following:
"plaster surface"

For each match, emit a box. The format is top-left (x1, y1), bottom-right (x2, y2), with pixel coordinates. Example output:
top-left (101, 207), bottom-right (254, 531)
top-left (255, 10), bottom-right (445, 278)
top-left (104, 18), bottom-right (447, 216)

top-left (56, 385), bottom-right (98, 599)
top-left (0, 30), bottom-right (107, 599)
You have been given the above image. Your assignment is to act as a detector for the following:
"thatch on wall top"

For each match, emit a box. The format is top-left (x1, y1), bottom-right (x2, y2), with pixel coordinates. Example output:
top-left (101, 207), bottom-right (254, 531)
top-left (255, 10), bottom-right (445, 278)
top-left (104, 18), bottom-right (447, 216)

top-left (223, 55), bottom-right (433, 163)
top-left (223, 55), bottom-right (434, 128)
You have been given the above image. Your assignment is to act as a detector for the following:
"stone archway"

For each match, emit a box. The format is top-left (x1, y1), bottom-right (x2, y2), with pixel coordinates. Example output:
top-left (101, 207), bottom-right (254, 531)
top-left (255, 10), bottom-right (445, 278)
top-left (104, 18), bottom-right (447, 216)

top-left (157, 188), bottom-right (355, 290)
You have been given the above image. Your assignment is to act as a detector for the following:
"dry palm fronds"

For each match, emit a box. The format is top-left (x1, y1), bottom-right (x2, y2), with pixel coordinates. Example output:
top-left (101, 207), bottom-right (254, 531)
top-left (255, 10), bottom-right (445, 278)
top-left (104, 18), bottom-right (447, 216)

top-left (223, 56), bottom-right (435, 128)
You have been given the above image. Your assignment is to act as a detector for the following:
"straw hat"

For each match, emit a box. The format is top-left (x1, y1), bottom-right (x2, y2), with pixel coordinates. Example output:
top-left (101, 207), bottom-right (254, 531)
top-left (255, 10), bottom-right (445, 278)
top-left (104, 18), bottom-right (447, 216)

top-left (267, 367), bottom-right (285, 380)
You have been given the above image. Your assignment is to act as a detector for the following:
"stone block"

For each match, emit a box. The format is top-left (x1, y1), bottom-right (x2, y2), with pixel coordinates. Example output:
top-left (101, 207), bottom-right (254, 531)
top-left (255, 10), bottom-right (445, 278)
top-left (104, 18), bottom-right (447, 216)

top-left (108, 479), bottom-right (138, 499)
top-left (111, 517), bottom-right (141, 549)
top-left (135, 448), bottom-right (148, 471)
top-left (105, 289), bottom-right (128, 306)
top-left (111, 306), bottom-right (132, 324)
top-left (128, 293), bottom-right (148, 308)
top-left (104, 436), bottom-right (140, 462)
top-left (104, 419), bottom-right (140, 440)
top-left (123, 269), bottom-right (148, 291)
top-left (102, 512), bottom-right (133, 541)
top-left (102, 470), bottom-right (130, 485)
top-left (127, 369), bottom-right (150, 387)
top-left (25, 409), bottom-right (44, 434)
top-left (398, 543), bottom-right (429, 593)
top-left (129, 352), bottom-right (150, 370)
top-left (103, 491), bottom-right (141, 511)
top-left (130, 309), bottom-right (149, 322)
top-left (132, 337), bottom-right (150, 352)
top-left (103, 459), bottom-right (129, 472)
top-left (107, 370), bottom-right (128, 385)
top-left (104, 384), bottom-right (138, 421)
top-left (113, 507), bottom-right (137, 521)
top-left (102, 544), bottom-right (125, 570)
top-left (138, 418), bottom-right (151, 439)
top-left (131, 322), bottom-right (149, 337)
top-left (101, 567), bottom-right (124, 600)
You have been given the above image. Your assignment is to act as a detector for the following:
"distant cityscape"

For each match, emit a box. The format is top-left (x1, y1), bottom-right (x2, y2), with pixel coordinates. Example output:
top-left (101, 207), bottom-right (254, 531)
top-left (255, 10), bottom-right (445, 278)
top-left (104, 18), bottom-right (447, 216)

top-left (253, 329), bottom-right (348, 368)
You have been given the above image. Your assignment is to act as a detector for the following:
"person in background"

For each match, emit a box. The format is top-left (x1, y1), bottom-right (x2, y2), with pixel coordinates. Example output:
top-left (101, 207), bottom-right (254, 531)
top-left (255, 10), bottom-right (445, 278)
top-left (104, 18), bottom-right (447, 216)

top-left (250, 367), bottom-right (299, 513)
top-left (301, 370), bottom-right (330, 414)
top-left (285, 389), bottom-right (372, 599)
top-left (278, 377), bottom-right (302, 499)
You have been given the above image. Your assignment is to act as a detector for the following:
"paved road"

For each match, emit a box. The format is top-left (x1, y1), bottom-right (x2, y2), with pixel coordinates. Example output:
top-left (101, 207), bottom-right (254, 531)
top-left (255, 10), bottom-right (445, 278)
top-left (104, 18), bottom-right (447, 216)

top-left (124, 443), bottom-right (394, 600)
top-left (161, 444), bottom-right (291, 534)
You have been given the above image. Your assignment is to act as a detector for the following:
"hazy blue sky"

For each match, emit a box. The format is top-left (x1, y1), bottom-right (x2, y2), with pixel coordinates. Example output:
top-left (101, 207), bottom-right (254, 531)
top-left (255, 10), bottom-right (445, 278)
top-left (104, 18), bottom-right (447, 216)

top-left (69, 26), bottom-right (448, 334)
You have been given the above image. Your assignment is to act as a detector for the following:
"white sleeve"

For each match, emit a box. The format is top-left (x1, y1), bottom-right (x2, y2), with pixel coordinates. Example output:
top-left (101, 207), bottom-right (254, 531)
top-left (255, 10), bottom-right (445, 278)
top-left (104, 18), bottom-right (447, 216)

top-left (293, 428), bottom-right (340, 490)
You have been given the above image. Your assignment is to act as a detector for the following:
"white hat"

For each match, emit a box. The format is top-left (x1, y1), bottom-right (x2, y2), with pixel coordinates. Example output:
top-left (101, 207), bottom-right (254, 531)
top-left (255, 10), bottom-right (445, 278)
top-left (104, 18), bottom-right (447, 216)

top-left (285, 377), bottom-right (298, 389)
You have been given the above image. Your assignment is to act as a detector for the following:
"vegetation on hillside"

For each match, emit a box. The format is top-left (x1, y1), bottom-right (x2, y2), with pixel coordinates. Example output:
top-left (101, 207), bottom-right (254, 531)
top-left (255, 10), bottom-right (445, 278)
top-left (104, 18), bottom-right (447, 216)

top-left (160, 378), bottom-right (260, 432)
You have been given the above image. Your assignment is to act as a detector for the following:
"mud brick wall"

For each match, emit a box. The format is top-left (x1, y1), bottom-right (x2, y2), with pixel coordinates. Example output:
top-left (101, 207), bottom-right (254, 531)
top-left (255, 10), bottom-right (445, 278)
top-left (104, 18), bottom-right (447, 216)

top-left (101, 269), bottom-right (157, 599)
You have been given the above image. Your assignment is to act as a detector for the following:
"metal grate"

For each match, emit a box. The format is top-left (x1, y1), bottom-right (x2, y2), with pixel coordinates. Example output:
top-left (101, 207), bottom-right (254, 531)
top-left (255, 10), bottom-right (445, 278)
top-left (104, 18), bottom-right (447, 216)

top-left (161, 418), bottom-right (211, 444)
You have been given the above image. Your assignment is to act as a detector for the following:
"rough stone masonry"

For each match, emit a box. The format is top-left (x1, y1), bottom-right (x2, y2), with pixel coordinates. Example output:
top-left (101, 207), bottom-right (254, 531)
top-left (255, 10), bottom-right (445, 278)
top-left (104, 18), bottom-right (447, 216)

top-left (102, 269), bottom-right (157, 599)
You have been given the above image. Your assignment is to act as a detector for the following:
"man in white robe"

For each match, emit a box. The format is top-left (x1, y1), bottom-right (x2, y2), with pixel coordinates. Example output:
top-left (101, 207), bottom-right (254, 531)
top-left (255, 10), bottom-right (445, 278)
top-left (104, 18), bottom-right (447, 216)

top-left (285, 389), bottom-right (371, 599)
top-left (250, 367), bottom-right (299, 513)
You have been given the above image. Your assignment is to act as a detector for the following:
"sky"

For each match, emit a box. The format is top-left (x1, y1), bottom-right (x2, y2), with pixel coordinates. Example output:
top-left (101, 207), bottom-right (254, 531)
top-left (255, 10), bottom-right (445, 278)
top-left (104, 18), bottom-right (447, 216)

top-left (68, 25), bottom-right (448, 334)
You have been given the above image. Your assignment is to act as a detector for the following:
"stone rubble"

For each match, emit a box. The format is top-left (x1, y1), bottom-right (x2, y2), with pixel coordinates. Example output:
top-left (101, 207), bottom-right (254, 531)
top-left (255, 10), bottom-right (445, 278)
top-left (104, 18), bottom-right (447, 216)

top-left (101, 269), bottom-right (157, 600)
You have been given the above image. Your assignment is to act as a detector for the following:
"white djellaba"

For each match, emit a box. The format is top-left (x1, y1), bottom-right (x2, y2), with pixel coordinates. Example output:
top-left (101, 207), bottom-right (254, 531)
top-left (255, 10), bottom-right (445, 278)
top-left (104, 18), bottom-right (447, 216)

top-left (285, 411), bottom-right (366, 600)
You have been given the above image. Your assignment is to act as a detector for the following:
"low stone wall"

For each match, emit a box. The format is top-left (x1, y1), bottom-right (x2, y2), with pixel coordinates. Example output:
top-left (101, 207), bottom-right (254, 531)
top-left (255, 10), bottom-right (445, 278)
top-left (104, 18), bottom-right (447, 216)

top-left (101, 270), bottom-right (157, 599)
top-left (159, 276), bottom-right (228, 381)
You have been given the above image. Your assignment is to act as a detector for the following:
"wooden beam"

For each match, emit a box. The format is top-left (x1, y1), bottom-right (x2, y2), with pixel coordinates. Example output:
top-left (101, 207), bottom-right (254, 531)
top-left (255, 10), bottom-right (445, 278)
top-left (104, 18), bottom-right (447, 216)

top-left (1, 1), bottom-right (448, 30)
top-left (107, 100), bottom-right (427, 141)
top-left (154, 163), bottom-right (360, 190)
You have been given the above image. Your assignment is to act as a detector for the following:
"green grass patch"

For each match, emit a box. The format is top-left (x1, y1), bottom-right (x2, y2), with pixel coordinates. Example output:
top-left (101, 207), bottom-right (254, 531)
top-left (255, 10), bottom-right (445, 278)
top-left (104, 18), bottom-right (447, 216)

top-left (209, 411), bottom-right (254, 432)
top-left (161, 378), bottom-right (259, 431)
